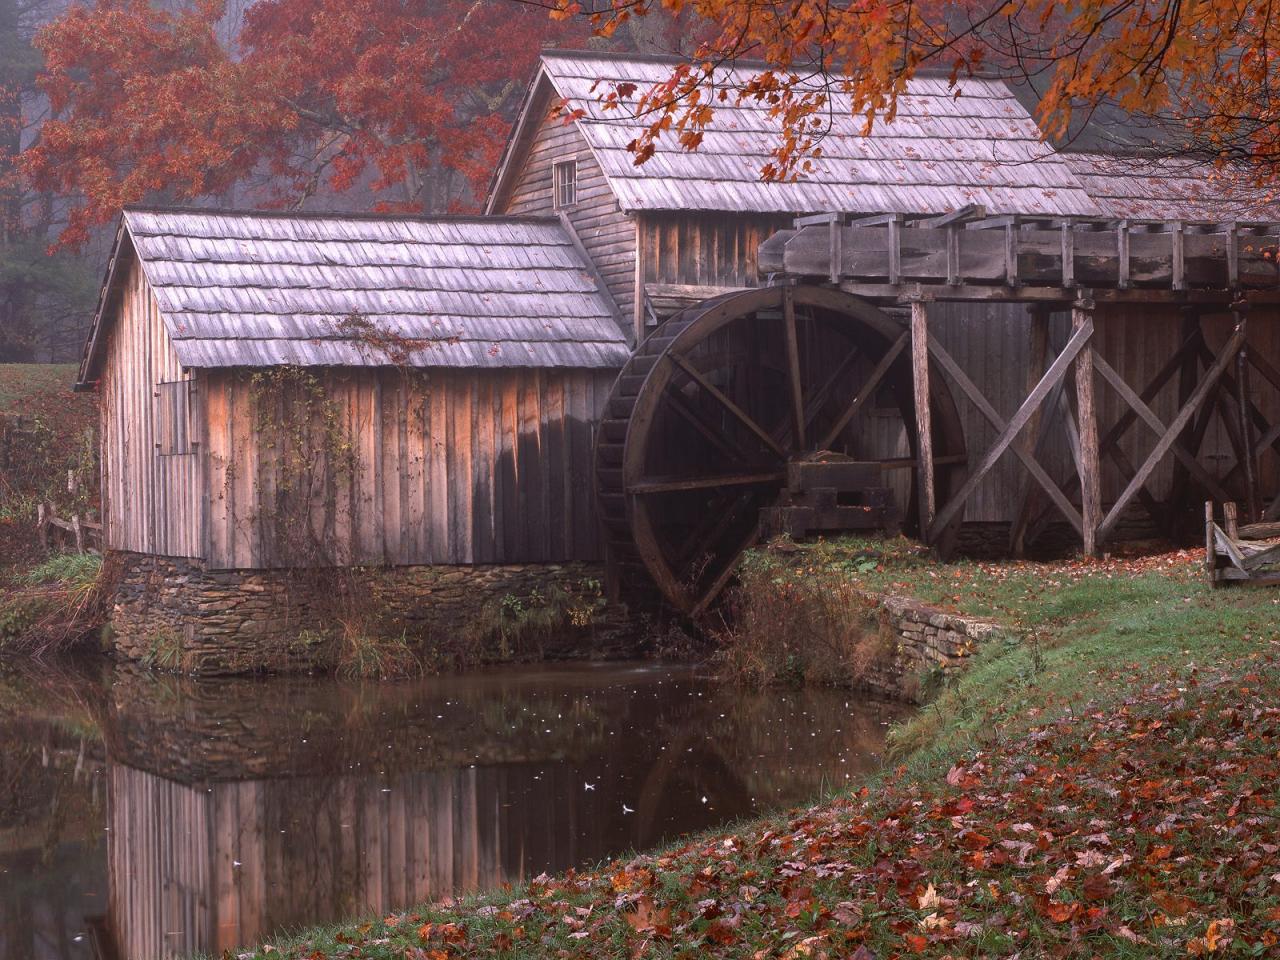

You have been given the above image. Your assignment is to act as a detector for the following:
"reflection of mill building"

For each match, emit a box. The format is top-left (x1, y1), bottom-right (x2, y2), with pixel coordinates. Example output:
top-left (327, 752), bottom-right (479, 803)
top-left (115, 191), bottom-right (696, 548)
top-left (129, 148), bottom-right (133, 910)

top-left (76, 51), bottom-right (1280, 663)
top-left (93, 666), bottom-right (888, 959)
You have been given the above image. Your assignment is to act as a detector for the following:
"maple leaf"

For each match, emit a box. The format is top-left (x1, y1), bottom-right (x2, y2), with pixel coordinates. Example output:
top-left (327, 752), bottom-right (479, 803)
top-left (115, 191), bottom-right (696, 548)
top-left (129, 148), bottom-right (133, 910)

top-left (1153, 890), bottom-right (1199, 918)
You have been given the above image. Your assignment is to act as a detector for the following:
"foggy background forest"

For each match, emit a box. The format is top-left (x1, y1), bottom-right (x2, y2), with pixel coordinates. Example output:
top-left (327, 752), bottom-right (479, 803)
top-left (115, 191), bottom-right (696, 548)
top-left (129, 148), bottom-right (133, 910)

top-left (0, 0), bottom-right (692, 364)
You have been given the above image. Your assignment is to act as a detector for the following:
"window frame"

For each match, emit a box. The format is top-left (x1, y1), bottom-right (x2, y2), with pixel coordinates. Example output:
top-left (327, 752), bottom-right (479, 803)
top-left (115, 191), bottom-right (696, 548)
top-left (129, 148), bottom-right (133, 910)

top-left (552, 157), bottom-right (578, 210)
top-left (155, 378), bottom-right (195, 457)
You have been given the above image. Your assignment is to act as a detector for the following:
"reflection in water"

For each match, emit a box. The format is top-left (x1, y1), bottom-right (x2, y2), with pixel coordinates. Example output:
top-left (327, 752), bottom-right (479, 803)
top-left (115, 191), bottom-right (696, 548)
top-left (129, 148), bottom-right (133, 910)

top-left (0, 658), bottom-right (909, 960)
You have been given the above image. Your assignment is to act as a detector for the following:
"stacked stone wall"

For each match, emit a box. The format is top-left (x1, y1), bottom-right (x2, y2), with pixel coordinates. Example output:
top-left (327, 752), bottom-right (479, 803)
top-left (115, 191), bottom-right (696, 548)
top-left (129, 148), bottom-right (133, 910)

top-left (861, 594), bottom-right (1006, 703)
top-left (107, 551), bottom-right (634, 675)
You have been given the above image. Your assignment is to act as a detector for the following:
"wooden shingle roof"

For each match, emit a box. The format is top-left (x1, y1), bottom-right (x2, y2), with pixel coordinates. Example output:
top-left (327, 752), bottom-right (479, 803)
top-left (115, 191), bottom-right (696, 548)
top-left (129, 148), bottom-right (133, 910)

top-left (509, 51), bottom-right (1101, 218)
top-left (78, 208), bottom-right (629, 386)
top-left (1063, 153), bottom-right (1280, 222)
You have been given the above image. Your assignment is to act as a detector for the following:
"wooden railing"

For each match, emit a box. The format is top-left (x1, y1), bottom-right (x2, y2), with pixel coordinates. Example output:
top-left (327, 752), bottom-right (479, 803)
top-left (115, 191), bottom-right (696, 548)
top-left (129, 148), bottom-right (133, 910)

top-left (36, 503), bottom-right (102, 554)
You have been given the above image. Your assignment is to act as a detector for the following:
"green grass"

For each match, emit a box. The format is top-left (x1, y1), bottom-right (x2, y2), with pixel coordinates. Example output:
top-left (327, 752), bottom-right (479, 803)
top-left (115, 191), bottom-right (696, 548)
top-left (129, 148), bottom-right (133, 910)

top-left (226, 543), bottom-right (1280, 959)
top-left (0, 363), bottom-right (79, 414)
top-left (18, 551), bottom-right (102, 586)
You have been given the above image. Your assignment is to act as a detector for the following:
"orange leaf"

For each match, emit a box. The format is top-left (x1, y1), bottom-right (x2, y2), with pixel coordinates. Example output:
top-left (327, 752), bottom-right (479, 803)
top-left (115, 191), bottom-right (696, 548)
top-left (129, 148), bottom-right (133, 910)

top-left (1153, 891), bottom-right (1198, 918)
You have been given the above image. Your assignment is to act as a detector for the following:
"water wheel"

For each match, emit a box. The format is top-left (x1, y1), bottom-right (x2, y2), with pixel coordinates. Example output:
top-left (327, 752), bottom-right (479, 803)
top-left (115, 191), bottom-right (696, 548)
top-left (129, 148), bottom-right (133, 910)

top-left (594, 285), bottom-right (967, 616)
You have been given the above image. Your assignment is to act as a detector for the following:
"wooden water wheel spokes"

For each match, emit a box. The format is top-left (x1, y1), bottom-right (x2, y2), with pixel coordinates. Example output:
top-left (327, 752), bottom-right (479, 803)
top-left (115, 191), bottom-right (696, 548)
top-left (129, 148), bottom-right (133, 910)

top-left (594, 285), bottom-right (967, 616)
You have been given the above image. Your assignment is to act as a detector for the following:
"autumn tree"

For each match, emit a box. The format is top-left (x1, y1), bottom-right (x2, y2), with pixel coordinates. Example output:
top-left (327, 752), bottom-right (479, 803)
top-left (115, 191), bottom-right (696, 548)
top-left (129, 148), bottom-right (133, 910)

top-left (0, 0), bottom-right (97, 360)
top-left (22, 0), bottom-right (581, 247)
top-left (562, 0), bottom-right (1280, 184)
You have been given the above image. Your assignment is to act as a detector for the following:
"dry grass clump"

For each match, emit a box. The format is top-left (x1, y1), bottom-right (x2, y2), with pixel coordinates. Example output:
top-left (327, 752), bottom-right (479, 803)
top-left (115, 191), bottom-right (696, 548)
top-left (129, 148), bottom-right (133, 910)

top-left (716, 543), bottom-right (890, 686)
top-left (0, 551), bottom-right (107, 657)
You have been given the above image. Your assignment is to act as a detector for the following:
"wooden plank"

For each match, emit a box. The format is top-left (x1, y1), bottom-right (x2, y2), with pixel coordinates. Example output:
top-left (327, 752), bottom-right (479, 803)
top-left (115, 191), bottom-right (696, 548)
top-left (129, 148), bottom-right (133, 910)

top-left (910, 300), bottom-right (936, 536)
top-left (543, 373), bottom-right (567, 560)
top-left (1074, 302), bottom-right (1101, 555)
top-left (928, 318), bottom-right (1094, 541)
top-left (1010, 307), bottom-right (1052, 554)
top-left (1098, 324), bottom-right (1248, 541)
top-left (473, 375), bottom-right (496, 563)
top-left (518, 371), bottom-right (544, 561)
top-left (428, 374), bottom-right (450, 563)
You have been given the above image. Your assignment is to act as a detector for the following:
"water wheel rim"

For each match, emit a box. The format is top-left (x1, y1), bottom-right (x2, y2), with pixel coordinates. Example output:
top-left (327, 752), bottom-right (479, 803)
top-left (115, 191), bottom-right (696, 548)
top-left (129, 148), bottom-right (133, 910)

top-left (603, 285), bottom-right (967, 616)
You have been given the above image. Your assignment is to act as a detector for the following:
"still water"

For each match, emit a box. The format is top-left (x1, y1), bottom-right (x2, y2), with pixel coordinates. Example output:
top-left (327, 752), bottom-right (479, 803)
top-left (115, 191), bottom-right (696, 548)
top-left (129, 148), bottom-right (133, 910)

top-left (0, 657), bottom-right (909, 960)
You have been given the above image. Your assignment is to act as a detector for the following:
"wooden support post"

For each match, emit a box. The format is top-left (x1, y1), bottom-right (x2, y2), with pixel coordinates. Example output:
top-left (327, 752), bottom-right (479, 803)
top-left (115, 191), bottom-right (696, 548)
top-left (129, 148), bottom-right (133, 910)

top-left (1232, 299), bottom-right (1260, 521)
top-left (781, 284), bottom-right (806, 451)
top-left (1074, 296), bottom-right (1101, 556)
top-left (1205, 500), bottom-right (1218, 585)
top-left (1224, 500), bottom-right (1240, 540)
top-left (911, 299), bottom-right (936, 537)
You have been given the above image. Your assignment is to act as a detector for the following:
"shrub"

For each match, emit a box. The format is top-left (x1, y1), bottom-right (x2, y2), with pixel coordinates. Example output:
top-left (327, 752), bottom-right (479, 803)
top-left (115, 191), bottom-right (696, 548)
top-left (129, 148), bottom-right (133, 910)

top-left (716, 542), bottom-right (890, 687)
top-left (465, 580), bottom-right (607, 660)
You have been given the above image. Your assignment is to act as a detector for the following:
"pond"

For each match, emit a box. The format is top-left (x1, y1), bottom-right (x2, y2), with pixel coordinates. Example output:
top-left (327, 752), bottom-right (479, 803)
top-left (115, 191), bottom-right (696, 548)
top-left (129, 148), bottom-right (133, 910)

top-left (0, 657), bottom-right (910, 960)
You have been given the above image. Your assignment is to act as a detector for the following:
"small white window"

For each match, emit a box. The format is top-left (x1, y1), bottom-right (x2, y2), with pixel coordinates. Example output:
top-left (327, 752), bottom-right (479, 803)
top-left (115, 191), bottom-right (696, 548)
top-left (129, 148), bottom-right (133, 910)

top-left (553, 159), bottom-right (577, 209)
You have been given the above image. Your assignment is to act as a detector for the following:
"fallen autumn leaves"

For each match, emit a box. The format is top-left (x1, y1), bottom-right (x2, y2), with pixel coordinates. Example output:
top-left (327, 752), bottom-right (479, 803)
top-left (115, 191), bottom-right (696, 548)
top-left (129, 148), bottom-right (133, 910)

top-left (242, 652), bottom-right (1280, 959)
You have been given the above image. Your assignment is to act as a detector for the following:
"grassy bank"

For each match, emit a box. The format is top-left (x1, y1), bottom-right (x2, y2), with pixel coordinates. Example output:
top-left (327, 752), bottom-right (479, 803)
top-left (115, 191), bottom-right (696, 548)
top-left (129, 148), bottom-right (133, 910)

top-left (0, 551), bottom-right (106, 656)
top-left (235, 542), bottom-right (1280, 958)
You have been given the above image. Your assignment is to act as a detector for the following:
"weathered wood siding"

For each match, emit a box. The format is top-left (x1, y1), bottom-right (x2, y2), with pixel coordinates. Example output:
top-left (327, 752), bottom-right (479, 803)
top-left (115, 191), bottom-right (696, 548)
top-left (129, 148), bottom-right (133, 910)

top-left (497, 97), bottom-right (636, 327)
top-left (99, 257), bottom-right (203, 557)
top-left (640, 212), bottom-right (794, 290)
top-left (201, 367), bottom-right (612, 569)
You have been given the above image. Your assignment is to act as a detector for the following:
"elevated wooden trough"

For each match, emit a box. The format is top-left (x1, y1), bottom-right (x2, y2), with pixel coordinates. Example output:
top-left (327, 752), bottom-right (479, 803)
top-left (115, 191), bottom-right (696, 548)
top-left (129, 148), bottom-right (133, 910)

top-left (760, 207), bottom-right (1280, 303)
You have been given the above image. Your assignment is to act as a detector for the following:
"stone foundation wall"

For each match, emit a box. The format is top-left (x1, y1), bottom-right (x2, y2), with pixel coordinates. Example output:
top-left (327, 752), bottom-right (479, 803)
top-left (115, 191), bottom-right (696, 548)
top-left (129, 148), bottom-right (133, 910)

top-left (107, 551), bottom-right (635, 675)
top-left (862, 594), bottom-right (1006, 703)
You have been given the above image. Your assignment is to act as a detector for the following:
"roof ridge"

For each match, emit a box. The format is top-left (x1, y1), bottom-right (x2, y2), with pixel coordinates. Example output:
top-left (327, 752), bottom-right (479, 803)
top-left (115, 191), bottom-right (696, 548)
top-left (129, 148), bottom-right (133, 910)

top-left (538, 47), bottom-right (1005, 81)
top-left (123, 205), bottom-right (561, 225)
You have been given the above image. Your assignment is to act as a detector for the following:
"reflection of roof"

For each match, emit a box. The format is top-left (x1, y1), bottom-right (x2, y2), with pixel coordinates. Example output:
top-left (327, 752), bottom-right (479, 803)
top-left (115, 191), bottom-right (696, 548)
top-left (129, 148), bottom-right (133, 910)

top-left (77, 208), bottom-right (628, 386)
top-left (1063, 153), bottom-right (1280, 222)
top-left (515, 50), bottom-right (1101, 217)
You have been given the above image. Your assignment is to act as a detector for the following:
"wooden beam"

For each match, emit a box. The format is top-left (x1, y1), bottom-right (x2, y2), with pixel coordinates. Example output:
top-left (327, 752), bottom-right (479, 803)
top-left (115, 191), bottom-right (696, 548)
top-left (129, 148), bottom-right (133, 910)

top-left (628, 471), bottom-right (786, 495)
top-left (928, 318), bottom-right (1094, 542)
top-left (1098, 324), bottom-right (1248, 541)
top-left (818, 330), bottom-right (909, 451)
top-left (910, 300), bottom-right (936, 537)
top-left (668, 352), bottom-right (789, 459)
top-left (781, 285), bottom-right (806, 451)
top-left (1073, 299), bottom-right (1101, 555)
top-left (1091, 351), bottom-right (1232, 504)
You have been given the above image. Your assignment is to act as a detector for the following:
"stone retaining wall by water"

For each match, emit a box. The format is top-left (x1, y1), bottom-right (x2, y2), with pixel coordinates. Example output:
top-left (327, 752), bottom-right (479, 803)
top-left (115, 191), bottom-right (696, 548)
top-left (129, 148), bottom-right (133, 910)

top-left (107, 551), bottom-right (634, 675)
top-left (863, 594), bottom-right (1005, 702)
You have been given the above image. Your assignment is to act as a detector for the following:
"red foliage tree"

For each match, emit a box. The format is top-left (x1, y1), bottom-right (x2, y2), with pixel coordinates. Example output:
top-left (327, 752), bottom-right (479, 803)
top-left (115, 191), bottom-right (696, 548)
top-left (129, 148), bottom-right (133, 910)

top-left (24, 0), bottom-right (577, 247)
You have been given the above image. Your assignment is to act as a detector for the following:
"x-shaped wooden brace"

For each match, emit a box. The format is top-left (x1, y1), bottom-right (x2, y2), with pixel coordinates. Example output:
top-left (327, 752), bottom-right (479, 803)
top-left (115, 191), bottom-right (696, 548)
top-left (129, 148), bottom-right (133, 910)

top-left (927, 315), bottom-right (1095, 544)
top-left (1096, 324), bottom-right (1246, 543)
top-left (1191, 344), bottom-right (1280, 520)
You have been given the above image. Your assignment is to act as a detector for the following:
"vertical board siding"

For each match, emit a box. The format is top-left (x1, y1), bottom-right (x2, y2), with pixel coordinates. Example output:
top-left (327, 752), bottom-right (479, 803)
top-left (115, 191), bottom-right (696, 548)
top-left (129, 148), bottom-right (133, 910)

top-left (496, 96), bottom-right (637, 326)
top-left (100, 257), bottom-right (203, 557)
top-left (202, 368), bottom-right (611, 569)
top-left (641, 212), bottom-right (793, 289)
